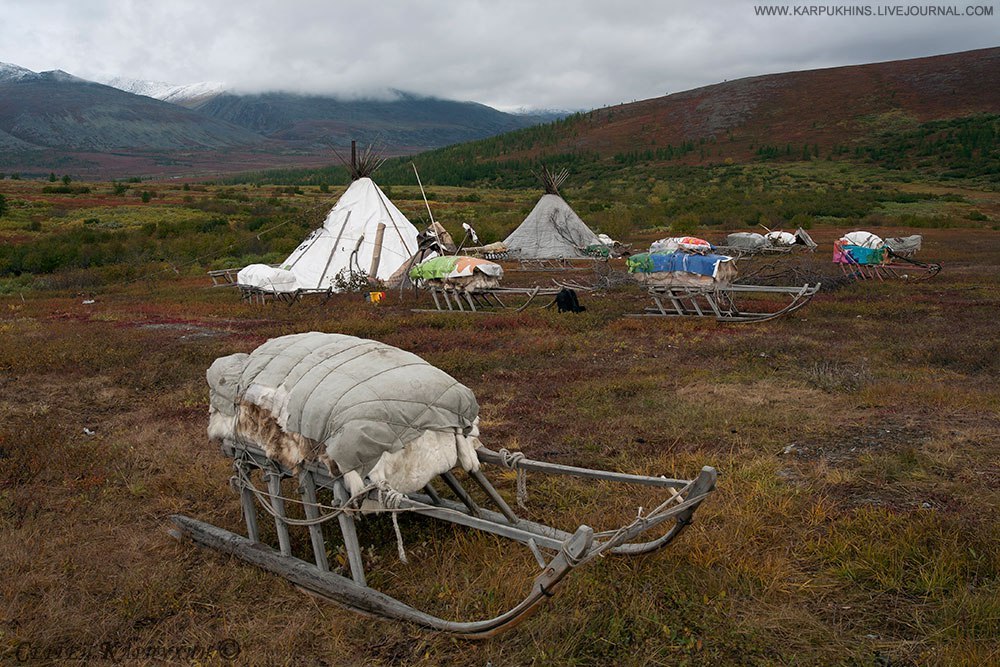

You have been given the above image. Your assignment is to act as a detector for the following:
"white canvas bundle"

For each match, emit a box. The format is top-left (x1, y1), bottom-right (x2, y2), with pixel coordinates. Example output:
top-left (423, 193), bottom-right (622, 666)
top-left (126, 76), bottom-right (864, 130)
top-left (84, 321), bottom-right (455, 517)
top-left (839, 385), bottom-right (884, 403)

top-left (236, 264), bottom-right (300, 293)
top-left (841, 231), bottom-right (884, 248)
top-left (207, 333), bottom-right (482, 496)
top-left (765, 231), bottom-right (797, 246)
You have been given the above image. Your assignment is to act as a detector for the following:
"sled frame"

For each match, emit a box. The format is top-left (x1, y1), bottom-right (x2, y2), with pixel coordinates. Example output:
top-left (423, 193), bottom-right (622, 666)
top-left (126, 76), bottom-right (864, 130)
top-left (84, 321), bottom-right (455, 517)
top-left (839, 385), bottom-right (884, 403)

top-left (629, 283), bottom-right (821, 323)
top-left (412, 286), bottom-right (563, 313)
top-left (837, 249), bottom-right (941, 282)
top-left (171, 440), bottom-right (716, 638)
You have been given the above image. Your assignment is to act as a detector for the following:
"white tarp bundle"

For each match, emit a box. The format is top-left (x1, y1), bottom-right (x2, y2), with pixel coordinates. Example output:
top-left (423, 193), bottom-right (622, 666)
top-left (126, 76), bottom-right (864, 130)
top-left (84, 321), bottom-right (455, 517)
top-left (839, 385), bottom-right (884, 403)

top-left (649, 236), bottom-right (713, 254)
top-left (207, 332), bottom-right (481, 495)
top-left (765, 231), bottom-right (797, 246)
top-left (884, 234), bottom-right (922, 257)
top-left (503, 194), bottom-right (599, 259)
top-left (725, 232), bottom-right (767, 250)
top-left (236, 264), bottom-right (299, 293)
top-left (260, 177), bottom-right (418, 292)
top-left (841, 231), bottom-right (884, 248)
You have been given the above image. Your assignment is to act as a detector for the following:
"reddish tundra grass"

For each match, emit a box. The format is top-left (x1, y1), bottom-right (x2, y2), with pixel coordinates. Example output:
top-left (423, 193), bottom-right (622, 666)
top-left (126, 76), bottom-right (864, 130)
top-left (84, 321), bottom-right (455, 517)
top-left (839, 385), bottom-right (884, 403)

top-left (1, 224), bottom-right (999, 665)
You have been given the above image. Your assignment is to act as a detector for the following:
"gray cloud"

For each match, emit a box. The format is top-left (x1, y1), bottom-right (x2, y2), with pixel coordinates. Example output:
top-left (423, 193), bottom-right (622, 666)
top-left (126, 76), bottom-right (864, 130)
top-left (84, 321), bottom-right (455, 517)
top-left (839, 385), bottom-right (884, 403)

top-left (2, 0), bottom-right (996, 110)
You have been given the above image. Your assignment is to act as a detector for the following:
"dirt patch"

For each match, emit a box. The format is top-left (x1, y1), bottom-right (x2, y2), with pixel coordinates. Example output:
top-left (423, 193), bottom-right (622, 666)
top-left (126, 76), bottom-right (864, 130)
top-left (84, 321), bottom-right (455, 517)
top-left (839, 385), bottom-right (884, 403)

top-left (790, 419), bottom-right (930, 465)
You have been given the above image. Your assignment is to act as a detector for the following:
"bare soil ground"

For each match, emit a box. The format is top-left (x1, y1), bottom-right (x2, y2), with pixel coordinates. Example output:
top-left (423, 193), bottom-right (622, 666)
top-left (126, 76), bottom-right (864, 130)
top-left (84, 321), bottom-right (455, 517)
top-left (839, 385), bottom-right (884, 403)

top-left (1, 227), bottom-right (998, 666)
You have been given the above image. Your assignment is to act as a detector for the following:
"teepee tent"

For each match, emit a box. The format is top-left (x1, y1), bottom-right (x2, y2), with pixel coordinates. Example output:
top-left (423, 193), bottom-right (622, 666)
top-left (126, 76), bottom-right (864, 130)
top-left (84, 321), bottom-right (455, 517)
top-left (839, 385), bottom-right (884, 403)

top-left (279, 177), bottom-right (418, 289)
top-left (503, 167), bottom-right (599, 260)
top-left (236, 145), bottom-right (418, 293)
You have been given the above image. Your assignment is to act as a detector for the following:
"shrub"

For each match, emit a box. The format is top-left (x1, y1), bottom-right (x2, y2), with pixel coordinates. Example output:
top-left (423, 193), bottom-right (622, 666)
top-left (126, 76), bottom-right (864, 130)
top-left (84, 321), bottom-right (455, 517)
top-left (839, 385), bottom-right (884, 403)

top-left (670, 212), bottom-right (700, 235)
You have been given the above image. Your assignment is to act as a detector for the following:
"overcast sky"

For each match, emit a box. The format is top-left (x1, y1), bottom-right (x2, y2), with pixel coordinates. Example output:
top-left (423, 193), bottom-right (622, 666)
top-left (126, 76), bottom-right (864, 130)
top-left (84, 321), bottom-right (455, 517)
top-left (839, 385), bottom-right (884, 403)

top-left (2, 0), bottom-right (997, 111)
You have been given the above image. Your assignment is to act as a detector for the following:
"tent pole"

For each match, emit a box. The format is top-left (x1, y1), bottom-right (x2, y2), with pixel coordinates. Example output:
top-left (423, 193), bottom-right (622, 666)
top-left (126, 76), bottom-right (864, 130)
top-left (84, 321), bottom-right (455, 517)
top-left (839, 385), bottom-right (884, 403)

top-left (412, 163), bottom-right (436, 225)
top-left (317, 210), bottom-right (352, 289)
top-left (369, 223), bottom-right (386, 279)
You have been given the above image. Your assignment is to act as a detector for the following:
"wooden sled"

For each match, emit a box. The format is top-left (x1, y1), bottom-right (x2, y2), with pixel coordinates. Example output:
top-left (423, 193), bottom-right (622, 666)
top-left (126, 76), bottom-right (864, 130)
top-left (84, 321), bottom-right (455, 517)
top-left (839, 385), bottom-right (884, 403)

top-left (838, 249), bottom-right (941, 282)
top-left (171, 440), bottom-right (716, 638)
top-left (412, 285), bottom-right (563, 313)
top-left (630, 283), bottom-right (821, 323)
top-left (208, 267), bottom-right (335, 306)
top-left (236, 285), bottom-right (335, 306)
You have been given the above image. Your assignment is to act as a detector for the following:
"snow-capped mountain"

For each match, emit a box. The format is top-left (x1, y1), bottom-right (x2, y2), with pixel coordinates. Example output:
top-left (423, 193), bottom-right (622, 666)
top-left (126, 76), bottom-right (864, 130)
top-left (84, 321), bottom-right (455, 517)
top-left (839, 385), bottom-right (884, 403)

top-left (0, 62), bottom-right (36, 82)
top-left (0, 62), bottom-right (85, 84)
top-left (98, 76), bottom-right (227, 107)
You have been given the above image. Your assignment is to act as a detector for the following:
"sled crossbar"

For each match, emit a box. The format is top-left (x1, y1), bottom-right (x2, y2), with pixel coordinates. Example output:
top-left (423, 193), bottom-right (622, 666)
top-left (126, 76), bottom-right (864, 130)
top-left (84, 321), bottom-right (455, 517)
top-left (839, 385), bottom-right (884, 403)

top-left (171, 440), bottom-right (715, 638)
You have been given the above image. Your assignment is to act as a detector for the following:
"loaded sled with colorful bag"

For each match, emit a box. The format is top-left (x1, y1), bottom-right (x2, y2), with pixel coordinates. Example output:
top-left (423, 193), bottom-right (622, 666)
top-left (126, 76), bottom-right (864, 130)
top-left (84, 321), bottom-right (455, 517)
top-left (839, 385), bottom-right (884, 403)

top-left (170, 333), bottom-right (717, 637)
top-left (408, 255), bottom-right (562, 313)
top-left (833, 231), bottom-right (941, 281)
top-left (626, 238), bottom-right (820, 322)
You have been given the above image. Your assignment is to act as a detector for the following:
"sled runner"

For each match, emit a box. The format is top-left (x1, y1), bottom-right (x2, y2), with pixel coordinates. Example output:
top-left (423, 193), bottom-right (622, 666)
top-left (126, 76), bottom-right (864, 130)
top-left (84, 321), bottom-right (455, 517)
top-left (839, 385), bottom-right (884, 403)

top-left (633, 282), bottom-right (821, 322)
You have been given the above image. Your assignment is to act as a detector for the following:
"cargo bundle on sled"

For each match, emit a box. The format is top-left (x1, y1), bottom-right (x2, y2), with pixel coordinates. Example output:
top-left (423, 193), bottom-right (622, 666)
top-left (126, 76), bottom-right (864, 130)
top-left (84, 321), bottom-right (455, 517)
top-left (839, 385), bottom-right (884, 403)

top-left (626, 243), bottom-right (820, 322)
top-left (408, 255), bottom-right (562, 313)
top-left (833, 231), bottom-right (941, 281)
top-left (715, 228), bottom-right (817, 257)
top-left (171, 333), bottom-right (716, 637)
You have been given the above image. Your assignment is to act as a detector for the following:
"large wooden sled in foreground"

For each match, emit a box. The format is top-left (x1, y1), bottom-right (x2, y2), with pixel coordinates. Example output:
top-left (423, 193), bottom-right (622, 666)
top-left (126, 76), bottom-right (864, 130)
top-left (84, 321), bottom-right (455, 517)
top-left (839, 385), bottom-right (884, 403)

top-left (172, 333), bottom-right (716, 638)
top-left (172, 441), bottom-right (715, 638)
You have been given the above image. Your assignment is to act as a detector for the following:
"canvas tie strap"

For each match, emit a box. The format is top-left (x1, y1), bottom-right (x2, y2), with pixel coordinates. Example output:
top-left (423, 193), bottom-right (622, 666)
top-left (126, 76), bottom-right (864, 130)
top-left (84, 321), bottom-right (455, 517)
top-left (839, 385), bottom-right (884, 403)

top-left (498, 448), bottom-right (528, 509)
top-left (376, 481), bottom-right (409, 564)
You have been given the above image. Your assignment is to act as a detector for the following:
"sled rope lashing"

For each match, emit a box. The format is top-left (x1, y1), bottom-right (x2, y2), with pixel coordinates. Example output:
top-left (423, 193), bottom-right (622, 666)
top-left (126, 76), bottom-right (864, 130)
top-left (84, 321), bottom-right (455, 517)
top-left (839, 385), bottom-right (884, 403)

top-left (629, 283), bottom-right (821, 323)
top-left (498, 448), bottom-right (528, 508)
top-left (171, 441), bottom-right (716, 638)
top-left (229, 453), bottom-right (417, 564)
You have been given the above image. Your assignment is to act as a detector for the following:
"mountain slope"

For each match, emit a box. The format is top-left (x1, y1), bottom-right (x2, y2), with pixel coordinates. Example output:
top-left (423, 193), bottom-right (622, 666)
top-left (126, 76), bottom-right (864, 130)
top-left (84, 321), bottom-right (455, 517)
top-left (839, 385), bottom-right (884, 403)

top-left (0, 67), bottom-right (263, 152)
top-left (99, 76), bottom-right (226, 108)
top-left (189, 90), bottom-right (549, 150)
top-left (418, 47), bottom-right (1000, 166)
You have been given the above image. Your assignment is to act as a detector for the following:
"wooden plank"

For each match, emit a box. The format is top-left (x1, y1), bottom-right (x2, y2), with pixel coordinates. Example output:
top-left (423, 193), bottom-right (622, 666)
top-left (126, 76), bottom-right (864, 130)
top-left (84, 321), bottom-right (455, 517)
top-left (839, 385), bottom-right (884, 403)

top-left (237, 461), bottom-right (260, 543)
top-left (298, 471), bottom-right (330, 572)
top-left (265, 469), bottom-right (292, 557)
top-left (332, 478), bottom-right (366, 586)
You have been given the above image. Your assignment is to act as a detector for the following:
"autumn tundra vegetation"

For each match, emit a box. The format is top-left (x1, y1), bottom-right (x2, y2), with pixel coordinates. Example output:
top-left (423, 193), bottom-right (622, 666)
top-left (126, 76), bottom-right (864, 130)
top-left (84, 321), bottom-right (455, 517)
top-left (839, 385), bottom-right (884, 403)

top-left (1, 124), bottom-right (999, 666)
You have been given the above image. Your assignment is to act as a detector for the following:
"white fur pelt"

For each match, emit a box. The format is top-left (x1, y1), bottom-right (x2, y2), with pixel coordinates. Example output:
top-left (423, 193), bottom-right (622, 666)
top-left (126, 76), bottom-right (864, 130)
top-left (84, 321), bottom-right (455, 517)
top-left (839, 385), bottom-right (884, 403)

top-left (208, 383), bottom-right (482, 498)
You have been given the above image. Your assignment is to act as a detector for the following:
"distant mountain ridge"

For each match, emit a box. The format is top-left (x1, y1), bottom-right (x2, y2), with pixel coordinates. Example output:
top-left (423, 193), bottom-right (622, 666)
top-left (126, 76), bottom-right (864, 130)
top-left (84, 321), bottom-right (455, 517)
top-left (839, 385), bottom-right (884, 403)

top-left (98, 76), bottom-right (227, 107)
top-left (188, 90), bottom-right (545, 148)
top-left (0, 63), bottom-right (560, 177)
top-left (0, 66), bottom-right (264, 153)
top-left (0, 48), bottom-right (994, 179)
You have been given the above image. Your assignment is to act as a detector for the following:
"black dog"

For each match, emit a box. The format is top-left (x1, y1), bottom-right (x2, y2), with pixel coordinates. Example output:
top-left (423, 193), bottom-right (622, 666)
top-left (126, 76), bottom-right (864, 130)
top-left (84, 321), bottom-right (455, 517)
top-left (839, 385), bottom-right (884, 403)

top-left (555, 288), bottom-right (586, 313)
